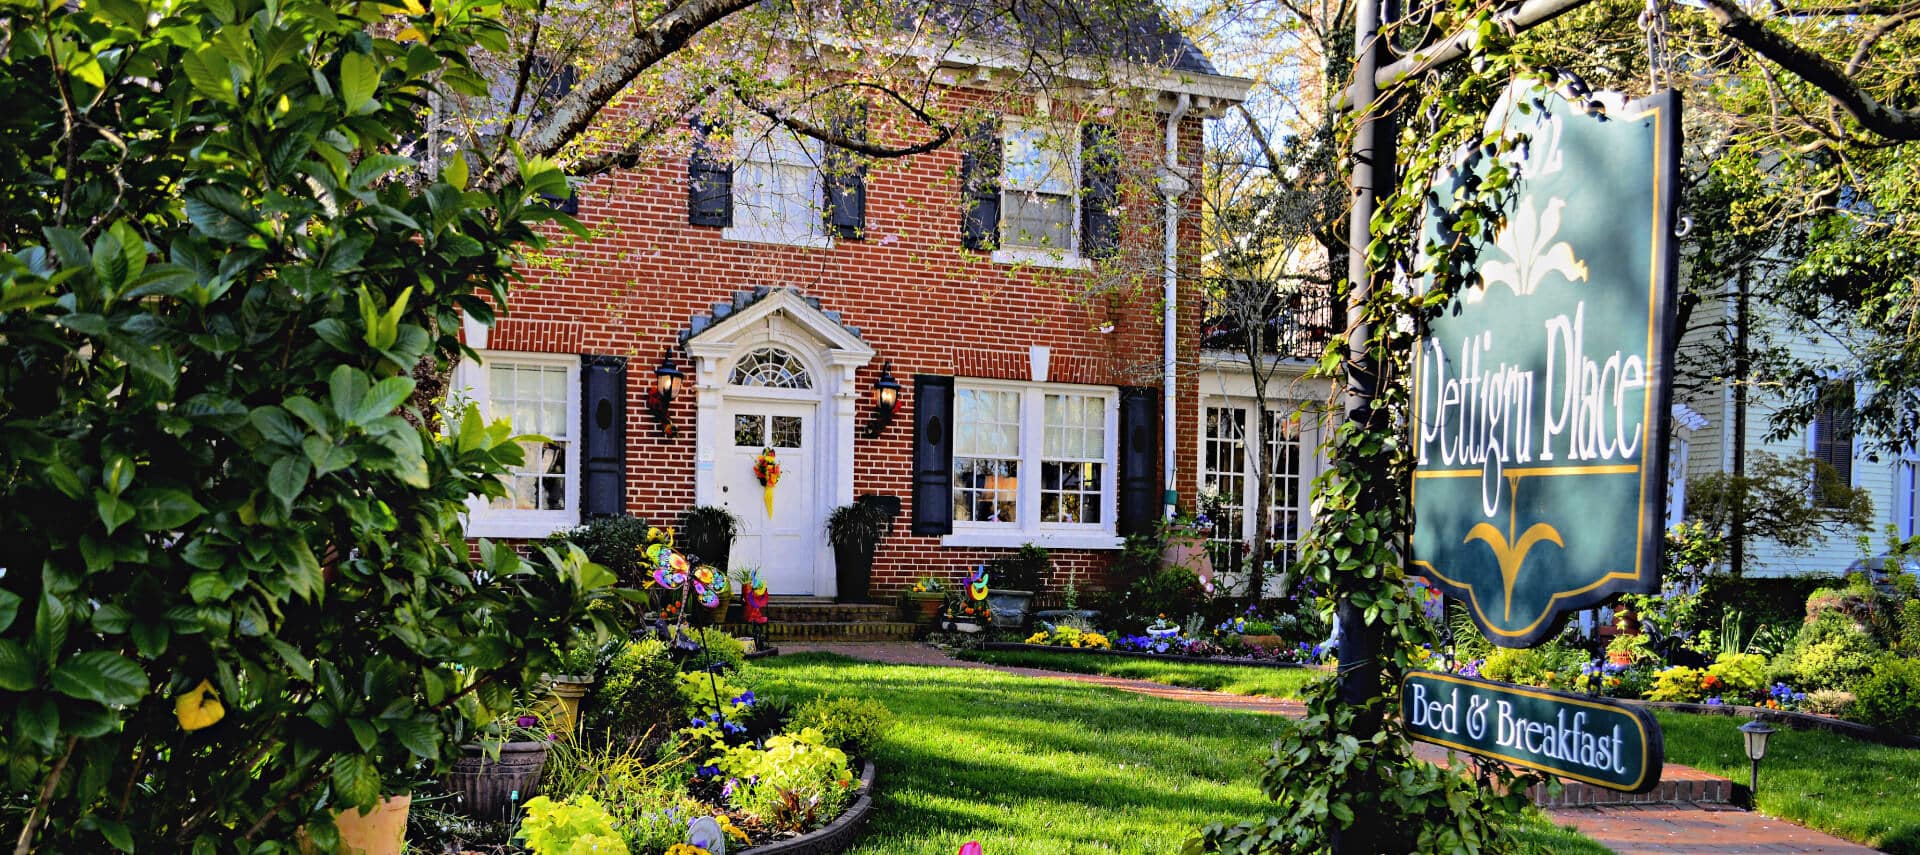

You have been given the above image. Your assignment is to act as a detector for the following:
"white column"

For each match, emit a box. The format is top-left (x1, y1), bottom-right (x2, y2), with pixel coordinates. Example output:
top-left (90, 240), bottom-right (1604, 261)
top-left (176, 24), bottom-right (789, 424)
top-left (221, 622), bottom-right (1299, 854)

top-left (692, 354), bottom-right (725, 507)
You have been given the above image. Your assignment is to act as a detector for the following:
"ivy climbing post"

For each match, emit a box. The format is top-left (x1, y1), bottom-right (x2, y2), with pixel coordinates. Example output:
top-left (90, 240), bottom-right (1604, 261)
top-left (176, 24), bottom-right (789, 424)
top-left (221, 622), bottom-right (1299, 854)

top-left (1332, 0), bottom-right (1398, 851)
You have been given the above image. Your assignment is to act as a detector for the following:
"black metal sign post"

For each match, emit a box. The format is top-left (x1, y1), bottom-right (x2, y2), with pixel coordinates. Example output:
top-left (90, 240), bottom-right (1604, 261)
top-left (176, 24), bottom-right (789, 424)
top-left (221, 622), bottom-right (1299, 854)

top-left (1331, 0), bottom-right (1395, 851)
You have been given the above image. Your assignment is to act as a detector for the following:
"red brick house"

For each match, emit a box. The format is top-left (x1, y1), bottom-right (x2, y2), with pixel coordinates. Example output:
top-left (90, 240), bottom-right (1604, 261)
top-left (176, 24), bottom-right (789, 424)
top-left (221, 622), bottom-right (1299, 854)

top-left (454, 21), bottom-right (1252, 599)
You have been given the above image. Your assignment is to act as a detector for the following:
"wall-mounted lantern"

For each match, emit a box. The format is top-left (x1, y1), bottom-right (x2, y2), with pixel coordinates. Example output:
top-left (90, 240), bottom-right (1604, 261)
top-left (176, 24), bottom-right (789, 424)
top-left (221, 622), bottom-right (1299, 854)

top-left (648, 348), bottom-right (683, 436)
top-left (864, 361), bottom-right (901, 438)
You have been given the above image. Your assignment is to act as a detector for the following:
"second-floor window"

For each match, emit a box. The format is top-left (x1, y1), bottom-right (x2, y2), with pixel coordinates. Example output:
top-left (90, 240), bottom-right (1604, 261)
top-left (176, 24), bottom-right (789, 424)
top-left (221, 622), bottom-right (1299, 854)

top-left (730, 129), bottom-right (827, 246)
top-left (1812, 386), bottom-right (1855, 509)
top-left (1001, 124), bottom-right (1075, 252)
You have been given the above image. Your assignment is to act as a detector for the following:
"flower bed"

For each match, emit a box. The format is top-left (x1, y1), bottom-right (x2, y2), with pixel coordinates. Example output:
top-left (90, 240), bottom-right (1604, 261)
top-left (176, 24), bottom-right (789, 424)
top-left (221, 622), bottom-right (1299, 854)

top-left (737, 760), bottom-right (877, 855)
top-left (1629, 700), bottom-right (1920, 749)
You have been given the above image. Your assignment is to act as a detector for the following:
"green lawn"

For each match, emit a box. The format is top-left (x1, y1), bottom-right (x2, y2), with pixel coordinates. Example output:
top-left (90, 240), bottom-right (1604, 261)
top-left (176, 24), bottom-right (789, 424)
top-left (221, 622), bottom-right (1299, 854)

top-left (959, 650), bottom-right (1920, 853)
top-left (958, 648), bottom-right (1328, 700)
top-left (1653, 711), bottom-right (1920, 853)
top-left (753, 653), bottom-right (1603, 854)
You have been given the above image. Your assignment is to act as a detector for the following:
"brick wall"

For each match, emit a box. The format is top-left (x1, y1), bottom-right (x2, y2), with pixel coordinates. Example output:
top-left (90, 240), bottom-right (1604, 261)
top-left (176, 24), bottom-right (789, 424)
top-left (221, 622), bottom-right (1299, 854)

top-left (480, 86), bottom-right (1211, 596)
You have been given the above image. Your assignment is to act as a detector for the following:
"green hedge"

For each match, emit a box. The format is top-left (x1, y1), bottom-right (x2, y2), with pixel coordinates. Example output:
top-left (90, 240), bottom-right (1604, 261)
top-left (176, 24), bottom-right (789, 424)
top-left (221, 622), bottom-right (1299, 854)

top-left (1698, 573), bottom-right (1839, 634)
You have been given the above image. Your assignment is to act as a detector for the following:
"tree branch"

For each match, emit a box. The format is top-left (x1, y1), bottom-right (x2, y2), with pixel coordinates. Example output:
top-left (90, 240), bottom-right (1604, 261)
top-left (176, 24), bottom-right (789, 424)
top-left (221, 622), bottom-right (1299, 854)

top-left (488, 0), bottom-right (761, 190)
top-left (1698, 0), bottom-right (1920, 141)
top-left (730, 81), bottom-right (954, 159)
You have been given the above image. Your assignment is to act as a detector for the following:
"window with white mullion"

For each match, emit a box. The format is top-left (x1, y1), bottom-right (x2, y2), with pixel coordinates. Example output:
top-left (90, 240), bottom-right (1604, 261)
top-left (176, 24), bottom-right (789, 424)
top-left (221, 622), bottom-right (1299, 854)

top-left (458, 351), bottom-right (582, 538)
top-left (1001, 124), bottom-right (1076, 252)
top-left (1201, 405), bottom-right (1250, 563)
top-left (954, 388), bottom-right (1023, 525)
top-left (1041, 393), bottom-right (1107, 525)
top-left (731, 128), bottom-right (826, 245)
top-left (1265, 409), bottom-right (1306, 574)
top-left (1898, 458), bottom-right (1919, 539)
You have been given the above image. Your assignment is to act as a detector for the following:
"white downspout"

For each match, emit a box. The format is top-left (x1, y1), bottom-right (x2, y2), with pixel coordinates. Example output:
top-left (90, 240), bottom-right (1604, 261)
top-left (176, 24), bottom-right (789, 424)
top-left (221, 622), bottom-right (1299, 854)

top-left (1161, 93), bottom-right (1192, 519)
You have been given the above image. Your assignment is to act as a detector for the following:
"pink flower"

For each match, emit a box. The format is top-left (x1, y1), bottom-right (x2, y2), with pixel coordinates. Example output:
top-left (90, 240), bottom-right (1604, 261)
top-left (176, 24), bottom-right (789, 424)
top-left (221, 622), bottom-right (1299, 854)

top-left (958, 843), bottom-right (982, 855)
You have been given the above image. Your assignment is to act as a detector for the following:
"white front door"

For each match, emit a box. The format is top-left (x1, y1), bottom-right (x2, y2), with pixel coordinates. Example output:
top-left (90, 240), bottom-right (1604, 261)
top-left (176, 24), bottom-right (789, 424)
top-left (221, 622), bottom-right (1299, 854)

top-left (720, 399), bottom-right (819, 594)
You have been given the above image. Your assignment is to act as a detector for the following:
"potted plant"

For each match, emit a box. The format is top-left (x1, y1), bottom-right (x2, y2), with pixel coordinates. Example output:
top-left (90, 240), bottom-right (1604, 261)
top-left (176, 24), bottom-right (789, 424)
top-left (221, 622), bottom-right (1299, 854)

top-left (327, 794), bottom-right (412, 855)
top-left (682, 505), bottom-right (740, 572)
top-left (444, 714), bottom-right (552, 823)
top-left (902, 576), bottom-right (946, 624)
top-left (986, 543), bottom-right (1050, 628)
top-left (541, 633), bottom-right (605, 737)
top-left (827, 501), bottom-right (891, 603)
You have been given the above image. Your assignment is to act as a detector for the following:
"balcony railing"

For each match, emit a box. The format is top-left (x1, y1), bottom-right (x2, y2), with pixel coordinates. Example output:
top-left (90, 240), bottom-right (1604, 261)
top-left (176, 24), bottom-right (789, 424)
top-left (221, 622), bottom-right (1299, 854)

top-left (1200, 280), bottom-right (1339, 362)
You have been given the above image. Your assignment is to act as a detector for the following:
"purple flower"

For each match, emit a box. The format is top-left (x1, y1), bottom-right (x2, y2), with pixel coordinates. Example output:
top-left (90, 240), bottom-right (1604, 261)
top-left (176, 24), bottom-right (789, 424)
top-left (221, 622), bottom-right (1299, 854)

top-left (516, 715), bottom-right (539, 728)
top-left (1705, 696), bottom-right (1724, 706)
top-left (722, 778), bottom-right (738, 797)
top-left (732, 690), bottom-right (756, 706)
top-left (698, 764), bottom-right (720, 777)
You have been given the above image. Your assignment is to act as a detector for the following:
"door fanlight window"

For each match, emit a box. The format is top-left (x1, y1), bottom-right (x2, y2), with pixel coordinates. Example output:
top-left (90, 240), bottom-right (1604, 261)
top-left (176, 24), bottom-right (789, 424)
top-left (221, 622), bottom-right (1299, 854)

top-left (730, 347), bottom-right (812, 389)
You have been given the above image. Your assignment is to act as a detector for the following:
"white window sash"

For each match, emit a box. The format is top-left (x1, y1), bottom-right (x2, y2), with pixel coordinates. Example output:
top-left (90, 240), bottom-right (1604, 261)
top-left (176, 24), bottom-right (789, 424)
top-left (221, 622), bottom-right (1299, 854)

top-left (947, 380), bottom-right (1118, 545)
top-left (457, 350), bottom-right (582, 539)
top-left (726, 129), bottom-right (830, 248)
top-left (998, 119), bottom-right (1080, 255)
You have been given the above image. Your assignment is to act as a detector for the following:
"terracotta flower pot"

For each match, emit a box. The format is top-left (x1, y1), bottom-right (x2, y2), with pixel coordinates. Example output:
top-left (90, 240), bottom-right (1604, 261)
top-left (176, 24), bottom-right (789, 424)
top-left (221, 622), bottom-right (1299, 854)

top-left (444, 740), bottom-right (549, 823)
top-left (299, 793), bottom-right (410, 855)
top-left (333, 793), bottom-right (410, 855)
top-left (904, 592), bottom-right (945, 624)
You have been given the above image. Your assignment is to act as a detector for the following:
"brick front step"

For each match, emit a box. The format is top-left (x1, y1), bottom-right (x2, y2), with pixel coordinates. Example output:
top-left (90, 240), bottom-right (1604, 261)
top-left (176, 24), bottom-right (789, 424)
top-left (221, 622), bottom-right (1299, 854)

top-left (722, 621), bottom-right (920, 642)
top-left (1529, 766), bottom-right (1736, 808)
top-left (1412, 742), bottom-right (1737, 808)
top-left (760, 603), bottom-right (903, 624)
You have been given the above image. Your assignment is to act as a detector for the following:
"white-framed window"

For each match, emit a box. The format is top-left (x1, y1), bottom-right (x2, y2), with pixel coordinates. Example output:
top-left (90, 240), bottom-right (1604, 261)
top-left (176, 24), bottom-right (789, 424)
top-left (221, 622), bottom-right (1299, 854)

top-left (456, 351), bottom-right (582, 538)
top-left (945, 381), bottom-right (1120, 549)
top-left (994, 121), bottom-right (1086, 269)
top-left (1897, 457), bottom-right (1919, 539)
top-left (1198, 398), bottom-right (1319, 596)
top-left (727, 128), bottom-right (828, 247)
top-left (1810, 386), bottom-right (1856, 509)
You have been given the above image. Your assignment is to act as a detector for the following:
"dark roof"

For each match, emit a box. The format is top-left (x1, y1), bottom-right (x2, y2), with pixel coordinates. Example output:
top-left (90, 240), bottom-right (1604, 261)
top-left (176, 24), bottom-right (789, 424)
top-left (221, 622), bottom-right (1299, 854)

top-left (678, 286), bottom-right (865, 348)
top-left (914, 0), bottom-right (1220, 77)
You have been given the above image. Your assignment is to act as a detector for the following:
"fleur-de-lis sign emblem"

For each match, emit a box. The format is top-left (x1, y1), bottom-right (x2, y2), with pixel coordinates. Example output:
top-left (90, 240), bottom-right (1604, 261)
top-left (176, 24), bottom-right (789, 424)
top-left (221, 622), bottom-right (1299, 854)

top-left (1465, 195), bottom-right (1589, 302)
top-left (1464, 522), bottom-right (1565, 621)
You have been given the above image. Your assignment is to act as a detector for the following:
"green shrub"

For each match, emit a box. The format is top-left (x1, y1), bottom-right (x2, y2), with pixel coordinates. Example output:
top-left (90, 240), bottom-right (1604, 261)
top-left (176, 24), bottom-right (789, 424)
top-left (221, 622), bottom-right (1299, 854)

top-left (675, 627), bottom-right (747, 672)
top-left (1479, 643), bottom-right (1586, 690)
top-left (516, 795), bottom-right (629, 855)
top-left (544, 515), bottom-right (653, 588)
top-left (990, 542), bottom-right (1053, 591)
top-left (717, 729), bottom-right (857, 833)
top-left (1896, 600), bottom-right (1920, 658)
top-left (1802, 689), bottom-right (1857, 716)
top-left (587, 639), bottom-right (683, 740)
top-left (1707, 652), bottom-right (1769, 695)
top-left (1850, 656), bottom-right (1920, 734)
top-left (791, 697), bottom-right (896, 756)
top-left (1648, 666), bottom-right (1709, 702)
top-left (1112, 565), bottom-right (1204, 632)
top-left (1776, 611), bottom-right (1881, 692)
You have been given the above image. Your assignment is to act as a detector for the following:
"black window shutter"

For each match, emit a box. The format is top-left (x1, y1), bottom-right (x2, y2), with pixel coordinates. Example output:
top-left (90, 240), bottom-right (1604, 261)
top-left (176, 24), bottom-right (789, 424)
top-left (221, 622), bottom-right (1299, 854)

top-left (824, 104), bottom-right (868, 239)
top-left (959, 117), bottom-right (1001, 251)
top-left (688, 117), bottom-right (733, 227)
top-left (580, 355), bottom-right (627, 517)
top-left (1081, 123), bottom-right (1120, 259)
top-left (1117, 386), bottom-right (1161, 536)
top-left (912, 375), bottom-right (955, 536)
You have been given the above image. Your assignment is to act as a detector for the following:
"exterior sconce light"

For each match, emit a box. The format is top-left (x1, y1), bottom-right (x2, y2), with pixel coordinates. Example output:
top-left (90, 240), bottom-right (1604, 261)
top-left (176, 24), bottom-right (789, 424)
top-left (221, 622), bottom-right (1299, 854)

top-left (1738, 719), bottom-right (1774, 799)
top-left (648, 348), bottom-right (683, 436)
top-left (864, 361), bottom-right (901, 438)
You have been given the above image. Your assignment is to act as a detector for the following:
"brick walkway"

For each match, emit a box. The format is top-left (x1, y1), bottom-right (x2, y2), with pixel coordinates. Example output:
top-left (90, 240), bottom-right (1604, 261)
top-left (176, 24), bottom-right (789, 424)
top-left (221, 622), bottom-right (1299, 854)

top-left (782, 642), bottom-right (1884, 855)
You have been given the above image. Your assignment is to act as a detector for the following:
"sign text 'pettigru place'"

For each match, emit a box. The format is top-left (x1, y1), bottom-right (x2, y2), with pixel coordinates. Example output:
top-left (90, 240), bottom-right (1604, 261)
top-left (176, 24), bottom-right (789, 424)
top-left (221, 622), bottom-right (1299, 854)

top-left (1410, 80), bottom-right (1683, 648)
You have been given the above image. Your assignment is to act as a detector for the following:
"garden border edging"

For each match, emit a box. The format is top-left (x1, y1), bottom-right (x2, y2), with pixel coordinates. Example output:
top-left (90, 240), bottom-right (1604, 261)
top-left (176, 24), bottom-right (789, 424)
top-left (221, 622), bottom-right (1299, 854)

top-left (737, 759), bottom-right (876, 854)
top-left (1628, 700), bottom-right (1920, 749)
top-left (978, 642), bottom-right (1328, 671)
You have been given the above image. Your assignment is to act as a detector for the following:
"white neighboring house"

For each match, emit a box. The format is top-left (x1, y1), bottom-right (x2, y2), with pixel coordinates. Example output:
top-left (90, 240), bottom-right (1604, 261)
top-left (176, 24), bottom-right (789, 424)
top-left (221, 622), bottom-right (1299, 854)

top-left (1673, 295), bottom-right (1912, 578)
